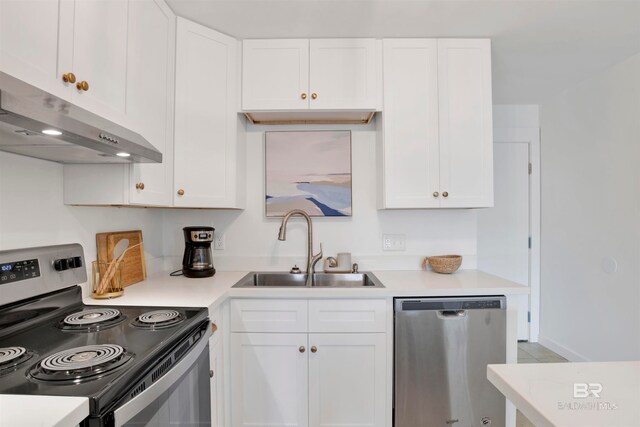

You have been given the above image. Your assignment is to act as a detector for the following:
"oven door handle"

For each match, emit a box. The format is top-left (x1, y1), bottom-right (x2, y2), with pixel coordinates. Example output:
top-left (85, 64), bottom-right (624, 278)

top-left (113, 332), bottom-right (210, 426)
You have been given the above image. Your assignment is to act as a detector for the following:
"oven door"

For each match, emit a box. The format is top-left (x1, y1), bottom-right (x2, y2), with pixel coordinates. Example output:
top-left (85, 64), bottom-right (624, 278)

top-left (114, 333), bottom-right (211, 427)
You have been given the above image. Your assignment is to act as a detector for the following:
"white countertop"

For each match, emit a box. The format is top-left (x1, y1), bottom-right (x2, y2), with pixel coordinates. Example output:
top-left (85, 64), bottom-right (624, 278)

top-left (0, 395), bottom-right (88, 427)
top-left (84, 269), bottom-right (529, 312)
top-left (488, 361), bottom-right (640, 427)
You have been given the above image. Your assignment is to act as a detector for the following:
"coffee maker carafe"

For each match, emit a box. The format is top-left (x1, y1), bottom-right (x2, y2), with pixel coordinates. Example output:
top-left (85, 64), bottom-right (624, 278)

top-left (182, 226), bottom-right (215, 278)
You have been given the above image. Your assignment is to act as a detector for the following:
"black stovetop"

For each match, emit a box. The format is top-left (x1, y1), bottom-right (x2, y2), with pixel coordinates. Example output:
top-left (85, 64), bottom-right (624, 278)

top-left (0, 286), bottom-right (208, 416)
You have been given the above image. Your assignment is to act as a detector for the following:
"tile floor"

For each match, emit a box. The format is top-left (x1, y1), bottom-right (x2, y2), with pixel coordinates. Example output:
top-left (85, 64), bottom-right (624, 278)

top-left (515, 342), bottom-right (568, 427)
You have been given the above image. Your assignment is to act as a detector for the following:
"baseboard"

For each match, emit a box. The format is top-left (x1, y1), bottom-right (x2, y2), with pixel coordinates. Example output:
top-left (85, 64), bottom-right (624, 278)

top-left (538, 335), bottom-right (590, 362)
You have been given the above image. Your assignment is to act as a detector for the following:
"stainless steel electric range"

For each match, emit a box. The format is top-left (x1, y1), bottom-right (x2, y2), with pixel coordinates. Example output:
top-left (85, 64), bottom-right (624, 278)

top-left (0, 244), bottom-right (212, 427)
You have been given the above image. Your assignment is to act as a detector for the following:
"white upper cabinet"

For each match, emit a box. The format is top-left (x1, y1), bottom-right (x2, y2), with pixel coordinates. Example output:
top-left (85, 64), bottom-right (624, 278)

top-left (309, 39), bottom-right (377, 110)
top-left (1, 0), bottom-right (130, 124)
top-left (437, 39), bottom-right (494, 208)
top-left (380, 39), bottom-right (440, 208)
top-left (0, 0), bottom-right (66, 98)
top-left (174, 18), bottom-right (244, 208)
top-left (379, 38), bottom-right (493, 209)
top-left (242, 39), bottom-right (309, 110)
top-left (63, 0), bottom-right (129, 123)
top-left (242, 38), bottom-right (377, 111)
top-left (127, 0), bottom-right (175, 206)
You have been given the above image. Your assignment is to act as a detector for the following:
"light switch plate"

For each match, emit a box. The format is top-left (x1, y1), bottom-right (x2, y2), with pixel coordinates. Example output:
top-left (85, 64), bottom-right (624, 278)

top-left (383, 234), bottom-right (406, 251)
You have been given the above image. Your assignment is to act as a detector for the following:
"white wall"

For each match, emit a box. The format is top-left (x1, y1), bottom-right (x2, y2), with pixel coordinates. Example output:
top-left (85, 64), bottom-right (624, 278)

top-left (0, 152), bottom-right (166, 274)
top-left (162, 121), bottom-right (479, 272)
top-left (538, 53), bottom-right (640, 361)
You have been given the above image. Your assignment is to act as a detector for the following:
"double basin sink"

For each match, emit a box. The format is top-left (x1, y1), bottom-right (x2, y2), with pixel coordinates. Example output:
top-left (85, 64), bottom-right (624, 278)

top-left (232, 272), bottom-right (384, 288)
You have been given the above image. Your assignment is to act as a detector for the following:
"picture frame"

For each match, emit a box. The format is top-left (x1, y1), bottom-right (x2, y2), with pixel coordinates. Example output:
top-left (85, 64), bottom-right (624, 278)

top-left (265, 130), bottom-right (352, 217)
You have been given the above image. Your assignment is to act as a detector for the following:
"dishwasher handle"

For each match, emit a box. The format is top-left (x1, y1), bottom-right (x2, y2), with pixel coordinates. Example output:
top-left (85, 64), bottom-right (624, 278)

top-left (437, 309), bottom-right (467, 319)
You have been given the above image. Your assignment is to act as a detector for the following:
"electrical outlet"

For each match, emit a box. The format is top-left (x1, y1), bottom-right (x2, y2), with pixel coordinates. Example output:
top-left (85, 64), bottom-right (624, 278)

top-left (383, 234), bottom-right (406, 251)
top-left (214, 233), bottom-right (225, 250)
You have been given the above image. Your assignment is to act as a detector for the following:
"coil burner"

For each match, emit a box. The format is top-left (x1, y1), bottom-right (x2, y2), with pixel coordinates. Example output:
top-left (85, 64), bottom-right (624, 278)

top-left (58, 308), bottom-right (125, 332)
top-left (131, 310), bottom-right (185, 330)
top-left (0, 346), bottom-right (34, 375)
top-left (29, 344), bottom-right (133, 383)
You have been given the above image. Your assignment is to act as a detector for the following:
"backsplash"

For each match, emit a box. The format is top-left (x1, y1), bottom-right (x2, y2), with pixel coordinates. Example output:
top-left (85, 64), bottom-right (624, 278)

top-left (161, 120), bottom-right (479, 272)
top-left (0, 152), bottom-right (166, 275)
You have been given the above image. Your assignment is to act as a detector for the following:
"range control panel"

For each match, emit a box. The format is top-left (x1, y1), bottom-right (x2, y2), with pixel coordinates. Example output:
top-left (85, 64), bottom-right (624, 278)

top-left (0, 259), bottom-right (41, 285)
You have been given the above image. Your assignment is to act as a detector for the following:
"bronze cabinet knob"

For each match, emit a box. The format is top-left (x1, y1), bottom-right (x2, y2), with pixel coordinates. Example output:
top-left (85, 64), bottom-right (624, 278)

top-left (177, 189), bottom-right (185, 196)
top-left (62, 73), bottom-right (76, 84)
top-left (311, 93), bottom-right (318, 100)
top-left (300, 93), bottom-right (307, 100)
top-left (209, 370), bottom-right (214, 378)
top-left (76, 81), bottom-right (89, 91)
top-left (299, 346), bottom-right (305, 353)
top-left (433, 192), bottom-right (439, 197)
top-left (442, 191), bottom-right (449, 198)
top-left (211, 323), bottom-right (218, 333)
top-left (310, 346), bottom-right (317, 353)
top-left (135, 182), bottom-right (145, 190)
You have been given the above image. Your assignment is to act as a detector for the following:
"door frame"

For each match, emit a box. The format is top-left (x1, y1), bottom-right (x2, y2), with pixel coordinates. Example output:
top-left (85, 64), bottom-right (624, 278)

top-left (493, 127), bottom-right (541, 342)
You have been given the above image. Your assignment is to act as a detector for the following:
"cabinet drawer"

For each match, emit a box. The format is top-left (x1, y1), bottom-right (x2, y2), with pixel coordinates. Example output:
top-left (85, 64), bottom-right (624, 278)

top-left (309, 299), bottom-right (386, 333)
top-left (230, 299), bottom-right (308, 332)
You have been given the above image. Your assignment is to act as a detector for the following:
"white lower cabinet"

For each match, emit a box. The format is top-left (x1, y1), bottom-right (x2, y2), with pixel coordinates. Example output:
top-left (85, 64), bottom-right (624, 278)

top-left (308, 333), bottom-right (386, 427)
top-left (231, 333), bottom-right (309, 427)
top-left (229, 299), bottom-right (387, 427)
top-left (209, 336), bottom-right (224, 426)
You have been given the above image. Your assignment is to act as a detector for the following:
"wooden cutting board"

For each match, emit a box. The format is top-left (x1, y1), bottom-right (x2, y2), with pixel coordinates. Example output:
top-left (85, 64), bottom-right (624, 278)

top-left (96, 230), bottom-right (147, 287)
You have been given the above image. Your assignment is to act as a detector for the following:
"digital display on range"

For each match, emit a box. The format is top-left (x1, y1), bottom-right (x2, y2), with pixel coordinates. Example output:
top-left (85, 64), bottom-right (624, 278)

top-left (0, 259), bottom-right (40, 285)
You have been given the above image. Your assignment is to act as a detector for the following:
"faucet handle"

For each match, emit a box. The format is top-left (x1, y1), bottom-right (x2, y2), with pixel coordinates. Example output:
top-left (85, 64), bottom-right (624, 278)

top-left (311, 243), bottom-right (323, 273)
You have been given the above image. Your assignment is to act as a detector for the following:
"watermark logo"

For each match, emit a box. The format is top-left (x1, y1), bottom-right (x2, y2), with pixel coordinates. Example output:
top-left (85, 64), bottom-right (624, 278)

top-left (557, 382), bottom-right (618, 411)
top-left (573, 383), bottom-right (603, 398)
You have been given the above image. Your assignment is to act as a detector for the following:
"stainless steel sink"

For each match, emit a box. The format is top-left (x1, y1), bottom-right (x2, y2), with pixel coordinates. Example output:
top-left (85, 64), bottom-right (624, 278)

top-left (232, 272), bottom-right (384, 288)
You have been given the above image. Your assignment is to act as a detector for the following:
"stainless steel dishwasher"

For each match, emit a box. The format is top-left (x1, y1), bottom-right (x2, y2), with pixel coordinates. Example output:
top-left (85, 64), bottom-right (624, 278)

top-left (394, 296), bottom-right (506, 427)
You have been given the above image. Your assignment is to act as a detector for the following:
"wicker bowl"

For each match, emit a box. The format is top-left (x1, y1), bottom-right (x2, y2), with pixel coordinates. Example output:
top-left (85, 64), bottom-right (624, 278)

top-left (423, 255), bottom-right (462, 274)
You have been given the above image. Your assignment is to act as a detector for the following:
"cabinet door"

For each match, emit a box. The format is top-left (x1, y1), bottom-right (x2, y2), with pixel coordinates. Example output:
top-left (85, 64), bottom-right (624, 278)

top-left (380, 39), bottom-right (440, 208)
top-left (308, 333), bottom-right (386, 427)
top-left (0, 0), bottom-right (69, 98)
top-left (309, 39), bottom-right (377, 110)
top-left (231, 333), bottom-right (308, 427)
top-left (127, 0), bottom-right (175, 206)
top-left (210, 337), bottom-right (224, 427)
top-left (174, 18), bottom-right (239, 208)
top-left (242, 39), bottom-right (309, 110)
top-left (69, 0), bottom-right (129, 123)
top-left (438, 39), bottom-right (494, 208)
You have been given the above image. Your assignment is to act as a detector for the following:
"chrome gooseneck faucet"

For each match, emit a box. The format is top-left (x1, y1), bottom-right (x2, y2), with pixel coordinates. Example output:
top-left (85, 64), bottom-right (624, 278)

top-left (278, 209), bottom-right (323, 286)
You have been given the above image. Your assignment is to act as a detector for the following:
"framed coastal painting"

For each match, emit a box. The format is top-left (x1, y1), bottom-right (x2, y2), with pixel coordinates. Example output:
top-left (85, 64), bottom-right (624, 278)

top-left (265, 131), bottom-right (352, 217)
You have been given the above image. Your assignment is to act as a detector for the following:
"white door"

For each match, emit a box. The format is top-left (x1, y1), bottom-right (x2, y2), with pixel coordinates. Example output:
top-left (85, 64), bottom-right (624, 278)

top-left (127, 0), bottom-right (175, 207)
top-left (0, 0), bottom-right (68, 98)
top-left (174, 18), bottom-right (238, 208)
top-left (438, 39), bottom-right (494, 208)
top-left (380, 39), bottom-right (440, 208)
top-left (477, 142), bottom-right (530, 340)
top-left (231, 333), bottom-right (308, 427)
top-left (308, 333), bottom-right (386, 427)
top-left (309, 39), bottom-right (377, 110)
top-left (68, 0), bottom-right (129, 123)
top-left (242, 39), bottom-right (309, 110)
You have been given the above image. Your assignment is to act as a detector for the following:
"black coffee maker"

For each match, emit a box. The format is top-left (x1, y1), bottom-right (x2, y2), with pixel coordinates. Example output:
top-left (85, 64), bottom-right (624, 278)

top-left (182, 226), bottom-right (216, 278)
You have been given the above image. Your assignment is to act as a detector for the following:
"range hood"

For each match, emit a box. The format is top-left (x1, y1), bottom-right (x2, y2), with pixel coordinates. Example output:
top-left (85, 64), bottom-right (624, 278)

top-left (0, 72), bottom-right (161, 164)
